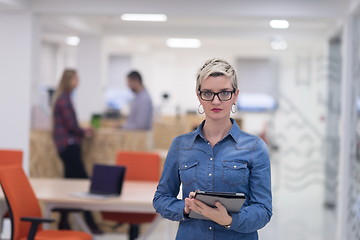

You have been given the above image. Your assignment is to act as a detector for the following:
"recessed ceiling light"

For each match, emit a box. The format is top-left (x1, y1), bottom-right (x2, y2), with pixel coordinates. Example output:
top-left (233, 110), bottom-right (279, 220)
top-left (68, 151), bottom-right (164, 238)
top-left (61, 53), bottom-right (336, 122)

top-left (270, 39), bottom-right (288, 50)
top-left (166, 38), bottom-right (201, 48)
top-left (66, 36), bottom-right (80, 46)
top-left (269, 20), bottom-right (289, 29)
top-left (121, 14), bottom-right (167, 22)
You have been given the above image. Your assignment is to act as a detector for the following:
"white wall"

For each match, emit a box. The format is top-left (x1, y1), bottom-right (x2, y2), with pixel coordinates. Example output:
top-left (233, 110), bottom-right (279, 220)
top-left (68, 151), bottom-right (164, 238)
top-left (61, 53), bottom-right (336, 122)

top-left (76, 36), bottom-right (106, 122)
top-left (40, 42), bottom-right (57, 87)
top-left (0, 12), bottom-right (34, 171)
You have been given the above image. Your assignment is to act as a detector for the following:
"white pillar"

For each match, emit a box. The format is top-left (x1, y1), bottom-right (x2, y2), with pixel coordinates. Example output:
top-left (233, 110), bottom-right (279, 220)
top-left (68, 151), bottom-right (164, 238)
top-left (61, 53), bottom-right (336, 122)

top-left (0, 11), bottom-right (36, 172)
top-left (76, 36), bottom-right (105, 123)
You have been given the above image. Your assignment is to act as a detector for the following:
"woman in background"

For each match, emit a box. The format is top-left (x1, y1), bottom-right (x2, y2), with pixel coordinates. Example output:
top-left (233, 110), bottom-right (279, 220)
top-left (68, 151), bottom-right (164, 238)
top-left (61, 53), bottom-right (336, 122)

top-left (52, 69), bottom-right (91, 178)
top-left (153, 58), bottom-right (272, 239)
top-left (52, 69), bottom-right (101, 234)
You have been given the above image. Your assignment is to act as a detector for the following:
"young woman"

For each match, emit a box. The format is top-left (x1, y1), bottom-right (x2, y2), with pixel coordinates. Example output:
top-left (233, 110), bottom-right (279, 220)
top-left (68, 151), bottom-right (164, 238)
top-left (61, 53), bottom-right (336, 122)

top-left (52, 69), bottom-right (91, 178)
top-left (153, 58), bottom-right (272, 239)
top-left (52, 69), bottom-right (101, 234)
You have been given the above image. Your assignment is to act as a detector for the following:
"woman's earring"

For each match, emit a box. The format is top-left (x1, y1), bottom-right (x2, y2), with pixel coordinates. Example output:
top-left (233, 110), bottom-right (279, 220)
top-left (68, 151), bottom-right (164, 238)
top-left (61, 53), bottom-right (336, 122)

top-left (198, 104), bottom-right (205, 114)
top-left (231, 104), bottom-right (237, 114)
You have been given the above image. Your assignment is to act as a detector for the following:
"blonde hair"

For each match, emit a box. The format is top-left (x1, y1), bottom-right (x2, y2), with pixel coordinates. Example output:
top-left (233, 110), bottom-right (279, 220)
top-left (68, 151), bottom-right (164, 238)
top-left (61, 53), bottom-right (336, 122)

top-left (51, 69), bottom-right (77, 109)
top-left (196, 58), bottom-right (237, 91)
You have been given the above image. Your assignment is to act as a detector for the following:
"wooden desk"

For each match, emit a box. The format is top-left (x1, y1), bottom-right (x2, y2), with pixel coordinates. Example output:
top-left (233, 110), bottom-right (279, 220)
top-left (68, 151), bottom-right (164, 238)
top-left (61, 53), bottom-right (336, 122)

top-left (31, 178), bottom-right (157, 213)
top-left (29, 178), bottom-right (166, 240)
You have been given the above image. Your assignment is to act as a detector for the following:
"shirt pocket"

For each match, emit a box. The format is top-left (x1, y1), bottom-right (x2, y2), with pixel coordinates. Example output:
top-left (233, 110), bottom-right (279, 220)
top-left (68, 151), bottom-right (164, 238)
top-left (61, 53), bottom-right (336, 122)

top-left (179, 160), bottom-right (199, 186)
top-left (222, 160), bottom-right (248, 186)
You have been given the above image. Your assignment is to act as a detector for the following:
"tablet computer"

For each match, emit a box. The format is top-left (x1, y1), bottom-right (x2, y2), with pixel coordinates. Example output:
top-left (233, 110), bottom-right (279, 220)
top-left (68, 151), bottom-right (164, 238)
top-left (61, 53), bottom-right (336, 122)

top-left (189, 190), bottom-right (245, 220)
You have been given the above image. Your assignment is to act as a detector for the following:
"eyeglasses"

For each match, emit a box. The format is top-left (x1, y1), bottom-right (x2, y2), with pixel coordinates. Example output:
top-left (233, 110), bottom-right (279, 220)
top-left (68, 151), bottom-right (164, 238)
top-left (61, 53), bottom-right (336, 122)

top-left (198, 89), bottom-right (235, 101)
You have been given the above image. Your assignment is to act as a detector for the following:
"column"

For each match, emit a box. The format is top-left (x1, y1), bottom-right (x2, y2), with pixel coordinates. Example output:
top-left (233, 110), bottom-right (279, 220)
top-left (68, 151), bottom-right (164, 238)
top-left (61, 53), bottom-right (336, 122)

top-left (0, 11), bottom-right (37, 172)
top-left (76, 36), bottom-right (105, 123)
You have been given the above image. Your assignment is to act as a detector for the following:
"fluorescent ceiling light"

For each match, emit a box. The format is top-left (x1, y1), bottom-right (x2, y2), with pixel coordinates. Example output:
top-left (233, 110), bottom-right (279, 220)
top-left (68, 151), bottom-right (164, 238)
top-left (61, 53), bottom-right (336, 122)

top-left (270, 39), bottom-right (288, 50)
top-left (66, 36), bottom-right (80, 46)
top-left (121, 14), bottom-right (167, 22)
top-left (269, 20), bottom-right (289, 29)
top-left (166, 38), bottom-right (201, 48)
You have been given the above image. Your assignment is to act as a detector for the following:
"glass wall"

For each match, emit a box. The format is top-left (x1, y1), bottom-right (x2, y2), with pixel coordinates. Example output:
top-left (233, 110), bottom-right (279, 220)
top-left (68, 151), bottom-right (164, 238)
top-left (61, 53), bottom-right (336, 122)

top-left (347, 8), bottom-right (360, 240)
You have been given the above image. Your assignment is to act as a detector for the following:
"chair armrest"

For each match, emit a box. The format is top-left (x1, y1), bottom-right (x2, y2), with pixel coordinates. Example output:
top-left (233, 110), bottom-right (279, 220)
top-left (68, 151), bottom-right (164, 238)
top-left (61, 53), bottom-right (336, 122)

top-left (21, 217), bottom-right (55, 223)
top-left (21, 217), bottom-right (55, 240)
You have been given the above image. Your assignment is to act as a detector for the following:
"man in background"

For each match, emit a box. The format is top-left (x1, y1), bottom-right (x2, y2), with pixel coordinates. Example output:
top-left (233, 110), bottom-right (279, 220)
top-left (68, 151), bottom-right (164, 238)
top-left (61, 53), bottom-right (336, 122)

top-left (122, 70), bottom-right (153, 130)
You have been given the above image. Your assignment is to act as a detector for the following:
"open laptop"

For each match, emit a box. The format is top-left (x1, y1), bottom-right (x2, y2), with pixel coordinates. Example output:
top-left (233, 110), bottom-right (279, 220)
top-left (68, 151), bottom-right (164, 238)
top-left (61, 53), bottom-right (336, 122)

top-left (71, 164), bottom-right (126, 199)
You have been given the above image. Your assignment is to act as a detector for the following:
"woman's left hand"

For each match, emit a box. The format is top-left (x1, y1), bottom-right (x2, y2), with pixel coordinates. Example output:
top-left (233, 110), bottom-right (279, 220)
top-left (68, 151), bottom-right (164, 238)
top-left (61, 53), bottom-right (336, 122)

top-left (186, 198), bottom-right (232, 226)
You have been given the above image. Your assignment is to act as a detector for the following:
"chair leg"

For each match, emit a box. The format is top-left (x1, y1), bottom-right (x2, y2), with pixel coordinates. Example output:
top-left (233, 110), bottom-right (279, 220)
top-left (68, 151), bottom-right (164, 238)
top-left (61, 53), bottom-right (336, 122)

top-left (129, 224), bottom-right (140, 240)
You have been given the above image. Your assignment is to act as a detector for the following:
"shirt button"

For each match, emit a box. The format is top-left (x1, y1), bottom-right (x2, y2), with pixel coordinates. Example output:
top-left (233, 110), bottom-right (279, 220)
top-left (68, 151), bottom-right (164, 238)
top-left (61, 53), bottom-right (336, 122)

top-left (207, 142), bottom-right (210, 145)
top-left (185, 165), bottom-right (187, 168)
top-left (209, 227), bottom-right (212, 230)
top-left (208, 173), bottom-right (212, 176)
top-left (210, 158), bottom-right (213, 161)
top-left (234, 165), bottom-right (237, 168)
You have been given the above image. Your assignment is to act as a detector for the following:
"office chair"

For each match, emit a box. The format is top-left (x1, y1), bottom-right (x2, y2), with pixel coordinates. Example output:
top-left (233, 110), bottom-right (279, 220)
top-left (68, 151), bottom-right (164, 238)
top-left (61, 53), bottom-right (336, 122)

top-left (0, 149), bottom-right (22, 167)
top-left (102, 151), bottom-right (161, 240)
top-left (0, 165), bottom-right (92, 240)
top-left (0, 149), bottom-right (23, 236)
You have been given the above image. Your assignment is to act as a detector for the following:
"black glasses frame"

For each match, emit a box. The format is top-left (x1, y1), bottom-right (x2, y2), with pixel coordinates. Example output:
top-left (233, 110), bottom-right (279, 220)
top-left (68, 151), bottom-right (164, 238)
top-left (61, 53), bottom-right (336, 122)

top-left (198, 89), bottom-right (236, 101)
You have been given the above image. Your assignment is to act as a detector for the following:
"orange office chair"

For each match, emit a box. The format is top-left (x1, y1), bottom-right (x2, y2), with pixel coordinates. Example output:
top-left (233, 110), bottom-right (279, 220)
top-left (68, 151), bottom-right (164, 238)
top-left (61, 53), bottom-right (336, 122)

top-left (102, 151), bottom-right (161, 240)
top-left (0, 149), bottom-right (23, 235)
top-left (0, 149), bottom-right (22, 167)
top-left (0, 165), bottom-right (92, 240)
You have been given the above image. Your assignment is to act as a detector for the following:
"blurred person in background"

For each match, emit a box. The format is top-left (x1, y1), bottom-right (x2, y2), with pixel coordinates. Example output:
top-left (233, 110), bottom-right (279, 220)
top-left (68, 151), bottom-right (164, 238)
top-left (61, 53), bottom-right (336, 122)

top-left (153, 58), bottom-right (272, 240)
top-left (52, 69), bottom-right (102, 234)
top-left (122, 70), bottom-right (153, 130)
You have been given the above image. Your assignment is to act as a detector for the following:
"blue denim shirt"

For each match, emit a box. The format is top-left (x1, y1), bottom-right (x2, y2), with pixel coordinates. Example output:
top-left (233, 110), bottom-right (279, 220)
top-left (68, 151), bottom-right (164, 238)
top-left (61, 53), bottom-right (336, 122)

top-left (153, 119), bottom-right (272, 240)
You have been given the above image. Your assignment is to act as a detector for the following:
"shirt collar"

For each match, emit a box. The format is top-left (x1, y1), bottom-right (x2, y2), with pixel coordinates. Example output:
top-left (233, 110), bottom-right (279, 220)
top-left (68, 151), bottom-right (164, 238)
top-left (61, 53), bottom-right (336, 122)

top-left (190, 118), bottom-right (241, 146)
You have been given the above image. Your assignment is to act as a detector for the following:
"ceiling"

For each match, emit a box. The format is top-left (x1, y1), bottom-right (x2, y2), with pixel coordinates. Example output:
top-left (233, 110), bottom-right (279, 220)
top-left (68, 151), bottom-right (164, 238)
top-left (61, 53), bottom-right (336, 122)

top-left (0, 0), bottom-right (352, 48)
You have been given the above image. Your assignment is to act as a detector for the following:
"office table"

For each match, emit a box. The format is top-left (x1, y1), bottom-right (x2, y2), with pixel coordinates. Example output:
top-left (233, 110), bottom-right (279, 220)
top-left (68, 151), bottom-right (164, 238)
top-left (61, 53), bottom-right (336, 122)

top-left (29, 178), bottom-right (167, 240)
top-left (31, 178), bottom-right (157, 213)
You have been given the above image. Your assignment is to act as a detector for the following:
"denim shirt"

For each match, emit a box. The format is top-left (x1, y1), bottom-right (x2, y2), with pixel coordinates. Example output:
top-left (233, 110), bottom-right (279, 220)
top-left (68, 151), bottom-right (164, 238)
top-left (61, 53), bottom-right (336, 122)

top-left (153, 119), bottom-right (272, 240)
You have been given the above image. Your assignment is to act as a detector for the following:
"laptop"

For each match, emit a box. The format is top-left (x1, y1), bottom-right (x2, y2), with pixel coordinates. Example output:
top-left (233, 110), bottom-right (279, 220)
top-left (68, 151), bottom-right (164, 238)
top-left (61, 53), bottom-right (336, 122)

top-left (71, 164), bottom-right (126, 199)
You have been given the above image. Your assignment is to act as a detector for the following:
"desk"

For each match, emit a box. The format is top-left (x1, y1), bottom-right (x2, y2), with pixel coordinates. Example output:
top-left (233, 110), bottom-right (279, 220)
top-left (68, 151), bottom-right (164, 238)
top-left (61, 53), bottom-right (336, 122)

top-left (31, 178), bottom-right (157, 213)
top-left (30, 178), bottom-right (166, 240)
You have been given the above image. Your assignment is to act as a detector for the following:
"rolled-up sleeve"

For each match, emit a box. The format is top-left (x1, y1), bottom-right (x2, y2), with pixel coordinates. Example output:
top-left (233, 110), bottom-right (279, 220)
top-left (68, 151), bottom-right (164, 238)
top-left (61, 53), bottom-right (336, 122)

top-left (60, 95), bottom-right (84, 137)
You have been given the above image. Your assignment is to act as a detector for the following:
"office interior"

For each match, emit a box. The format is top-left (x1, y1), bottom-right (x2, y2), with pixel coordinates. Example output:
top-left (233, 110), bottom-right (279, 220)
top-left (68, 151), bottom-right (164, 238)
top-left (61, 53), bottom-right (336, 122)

top-left (0, 0), bottom-right (360, 239)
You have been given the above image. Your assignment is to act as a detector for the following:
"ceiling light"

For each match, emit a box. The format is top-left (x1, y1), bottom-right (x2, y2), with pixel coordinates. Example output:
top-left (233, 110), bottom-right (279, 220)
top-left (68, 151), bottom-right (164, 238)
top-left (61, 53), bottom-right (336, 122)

top-left (121, 14), bottom-right (167, 22)
top-left (269, 20), bottom-right (289, 29)
top-left (270, 39), bottom-right (288, 50)
top-left (66, 36), bottom-right (80, 46)
top-left (166, 38), bottom-right (201, 48)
